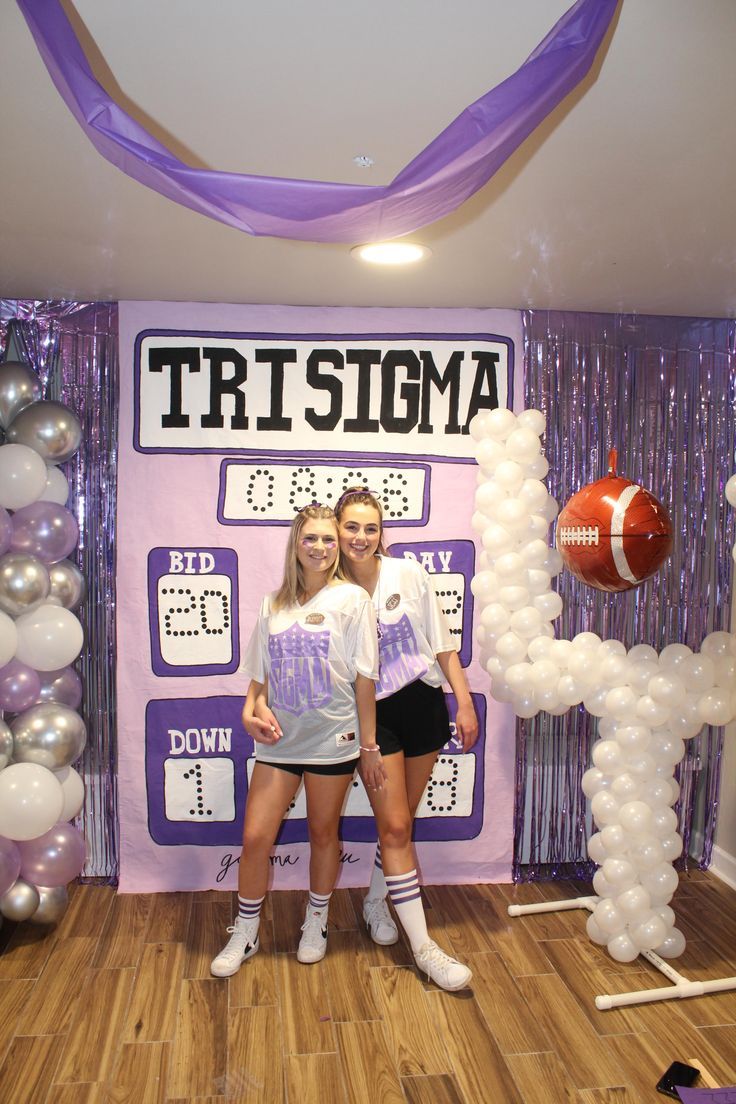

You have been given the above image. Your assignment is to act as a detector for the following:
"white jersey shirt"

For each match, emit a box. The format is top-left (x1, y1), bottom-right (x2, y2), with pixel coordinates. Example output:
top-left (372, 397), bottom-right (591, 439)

top-left (242, 581), bottom-right (379, 766)
top-left (372, 555), bottom-right (458, 700)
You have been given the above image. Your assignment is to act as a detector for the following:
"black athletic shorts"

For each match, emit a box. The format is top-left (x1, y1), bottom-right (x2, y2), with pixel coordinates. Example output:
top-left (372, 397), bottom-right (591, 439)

top-left (376, 679), bottom-right (451, 759)
top-left (264, 757), bottom-right (358, 777)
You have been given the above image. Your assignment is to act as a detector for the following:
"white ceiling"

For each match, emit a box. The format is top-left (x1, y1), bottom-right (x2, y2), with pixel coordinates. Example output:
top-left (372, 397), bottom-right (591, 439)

top-left (1, 0), bottom-right (735, 318)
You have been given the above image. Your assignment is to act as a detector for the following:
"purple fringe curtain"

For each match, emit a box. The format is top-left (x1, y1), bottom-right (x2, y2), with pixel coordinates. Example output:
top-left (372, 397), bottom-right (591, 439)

top-left (517, 310), bottom-right (736, 882)
top-left (0, 300), bottom-right (118, 882)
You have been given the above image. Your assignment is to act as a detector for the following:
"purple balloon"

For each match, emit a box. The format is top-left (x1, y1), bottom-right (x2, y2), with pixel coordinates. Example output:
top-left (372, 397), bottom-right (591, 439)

top-left (0, 835), bottom-right (21, 896)
top-left (34, 666), bottom-right (83, 710)
top-left (0, 659), bottom-right (42, 712)
top-left (0, 507), bottom-right (11, 556)
top-left (9, 502), bottom-right (79, 564)
top-left (17, 822), bottom-right (86, 887)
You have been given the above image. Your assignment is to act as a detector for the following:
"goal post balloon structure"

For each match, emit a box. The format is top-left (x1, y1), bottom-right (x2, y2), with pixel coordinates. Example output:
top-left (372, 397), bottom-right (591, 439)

top-left (470, 407), bottom-right (736, 1009)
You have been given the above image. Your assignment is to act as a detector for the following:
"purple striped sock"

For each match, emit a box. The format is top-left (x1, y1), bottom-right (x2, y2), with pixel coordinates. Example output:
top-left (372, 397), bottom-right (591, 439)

top-left (386, 869), bottom-right (421, 906)
top-left (238, 894), bottom-right (264, 921)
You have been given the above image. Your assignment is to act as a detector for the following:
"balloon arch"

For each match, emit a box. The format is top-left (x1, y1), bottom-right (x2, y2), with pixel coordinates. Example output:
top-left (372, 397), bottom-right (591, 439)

top-left (470, 407), bottom-right (736, 1007)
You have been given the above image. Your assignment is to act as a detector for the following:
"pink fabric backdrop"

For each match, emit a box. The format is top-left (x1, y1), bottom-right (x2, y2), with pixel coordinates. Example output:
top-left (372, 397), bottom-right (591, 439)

top-left (116, 302), bottom-right (523, 891)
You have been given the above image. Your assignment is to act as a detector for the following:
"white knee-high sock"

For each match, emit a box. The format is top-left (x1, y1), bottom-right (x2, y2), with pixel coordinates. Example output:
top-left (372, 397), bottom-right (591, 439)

top-left (385, 869), bottom-right (429, 954)
top-left (307, 889), bottom-right (331, 920)
top-left (367, 842), bottom-right (388, 901)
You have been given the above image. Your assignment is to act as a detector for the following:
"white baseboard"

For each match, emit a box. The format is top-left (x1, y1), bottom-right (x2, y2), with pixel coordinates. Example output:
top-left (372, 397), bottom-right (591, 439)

top-left (709, 844), bottom-right (736, 891)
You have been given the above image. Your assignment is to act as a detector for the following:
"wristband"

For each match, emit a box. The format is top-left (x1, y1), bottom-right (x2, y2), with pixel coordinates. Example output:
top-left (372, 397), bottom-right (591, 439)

top-left (360, 745), bottom-right (380, 752)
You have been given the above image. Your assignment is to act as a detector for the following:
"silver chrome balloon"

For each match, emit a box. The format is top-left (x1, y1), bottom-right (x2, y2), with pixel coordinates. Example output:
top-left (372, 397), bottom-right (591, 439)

top-left (0, 552), bottom-right (50, 617)
top-left (30, 883), bottom-right (69, 925)
top-left (6, 400), bottom-right (82, 464)
top-left (0, 877), bottom-right (40, 921)
top-left (0, 719), bottom-right (12, 771)
top-left (0, 361), bottom-right (42, 430)
top-left (10, 703), bottom-right (87, 770)
top-left (48, 560), bottom-right (86, 610)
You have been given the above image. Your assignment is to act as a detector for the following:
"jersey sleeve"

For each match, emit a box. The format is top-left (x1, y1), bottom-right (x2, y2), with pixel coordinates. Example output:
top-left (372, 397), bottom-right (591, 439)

top-left (417, 561), bottom-right (458, 656)
top-left (347, 591), bottom-right (379, 681)
top-left (240, 595), bottom-right (270, 682)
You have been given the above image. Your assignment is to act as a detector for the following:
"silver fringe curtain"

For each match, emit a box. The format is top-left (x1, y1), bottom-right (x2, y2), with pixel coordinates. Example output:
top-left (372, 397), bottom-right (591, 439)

top-left (0, 300), bottom-right (118, 881)
top-left (517, 311), bottom-right (736, 881)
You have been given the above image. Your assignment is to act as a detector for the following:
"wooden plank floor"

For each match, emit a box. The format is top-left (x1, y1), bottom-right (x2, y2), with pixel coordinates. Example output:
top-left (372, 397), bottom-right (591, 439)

top-left (0, 871), bottom-right (735, 1102)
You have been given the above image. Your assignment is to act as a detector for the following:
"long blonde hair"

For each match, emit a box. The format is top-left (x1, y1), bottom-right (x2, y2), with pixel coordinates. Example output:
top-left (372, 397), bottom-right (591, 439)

top-left (272, 505), bottom-right (339, 611)
top-left (333, 487), bottom-right (389, 581)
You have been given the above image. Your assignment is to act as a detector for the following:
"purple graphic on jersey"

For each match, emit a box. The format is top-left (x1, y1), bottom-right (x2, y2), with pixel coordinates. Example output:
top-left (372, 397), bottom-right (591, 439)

top-left (269, 624), bottom-right (332, 715)
top-left (376, 613), bottom-right (428, 697)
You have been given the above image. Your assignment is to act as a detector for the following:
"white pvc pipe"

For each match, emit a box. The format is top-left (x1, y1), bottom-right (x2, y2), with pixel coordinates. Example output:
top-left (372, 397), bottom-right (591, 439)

top-left (507, 896), bottom-right (598, 917)
top-left (596, 975), bottom-right (736, 1010)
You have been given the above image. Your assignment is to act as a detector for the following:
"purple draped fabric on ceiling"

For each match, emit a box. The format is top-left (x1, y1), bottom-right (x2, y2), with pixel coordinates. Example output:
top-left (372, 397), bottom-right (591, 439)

top-left (17, 0), bottom-right (618, 243)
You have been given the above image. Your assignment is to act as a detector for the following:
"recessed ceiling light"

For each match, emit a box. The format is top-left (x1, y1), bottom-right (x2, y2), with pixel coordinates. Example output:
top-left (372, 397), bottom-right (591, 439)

top-left (351, 242), bottom-right (431, 266)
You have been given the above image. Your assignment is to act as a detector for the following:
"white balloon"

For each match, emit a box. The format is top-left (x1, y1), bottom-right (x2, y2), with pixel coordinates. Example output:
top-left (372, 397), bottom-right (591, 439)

top-left (650, 806), bottom-right (678, 838)
top-left (534, 686), bottom-right (562, 712)
top-left (604, 686), bottom-right (638, 719)
top-left (518, 479), bottom-right (548, 512)
top-left (592, 870), bottom-right (619, 899)
top-left (38, 466), bottom-right (70, 506)
top-left (586, 831), bottom-right (607, 862)
top-left (498, 585), bottom-right (530, 611)
top-left (653, 904), bottom-right (676, 928)
top-left (533, 591), bottom-right (563, 621)
top-left (529, 659), bottom-right (560, 690)
top-left (725, 473), bottom-right (736, 507)
top-left (505, 662), bottom-right (534, 692)
top-left (590, 790), bottom-right (621, 827)
top-left (480, 603), bottom-right (511, 634)
top-left (496, 631), bottom-right (528, 665)
top-left (14, 604), bottom-right (84, 671)
top-left (0, 609), bottom-right (18, 668)
top-left (526, 454), bottom-right (550, 480)
top-left (527, 515), bottom-right (550, 540)
top-left (636, 695), bottom-right (671, 726)
top-left (582, 768), bottom-right (611, 799)
top-left (568, 650), bottom-right (600, 686)
top-left (495, 552), bottom-right (525, 580)
top-left (660, 833), bottom-right (683, 861)
top-left (616, 724), bottom-right (651, 752)
top-left (611, 772), bottom-right (640, 801)
top-left (618, 800), bottom-right (653, 834)
top-left (520, 539), bottom-right (550, 568)
top-left (516, 408), bottom-right (546, 436)
top-left (602, 857), bottom-right (637, 887)
top-left (627, 659), bottom-right (660, 695)
top-left (475, 478), bottom-right (508, 511)
top-left (55, 764), bottom-right (85, 820)
top-left (482, 524), bottom-right (516, 557)
top-left (641, 862), bottom-right (679, 899)
top-left (638, 779), bottom-right (674, 808)
top-left (490, 677), bottom-right (515, 703)
top-left (586, 913), bottom-right (609, 945)
top-left (654, 927), bottom-right (687, 958)
top-left (616, 885), bottom-right (652, 921)
top-left (628, 837), bottom-right (665, 871)
top-left (701, 631), bottom-right (733, 659)
top-left (607, 932), bottom-right (640, 963)
top-left (592, 740), bottom-right (624, 772)
top-left (593, 898), bottom-right (625, 935)
top-left (513, 692), bottom-right (538, 720)
top-left (572, 632), bottom-right (603, 652)
top-left (697, 689), bottom-right (734, 726)
top-left (485, 656), bottom-right (505, 679)
top-left (631, 914), bottom-right (668, 952)
top-left (526, 568), bottom-right (552, 596)
top-left (505, 427), bottom-right (541, 464)
top-left (485, 408), bottom-right (517, 441)
top-left (659, 643), bottom-right (693, 669)
top-left (648, 732), bottom-right (685, 767)
top-left (600, 823), bottom-right (627, 853)
top-left (557, 674), bottom-right (584, 707)
top-left (648, 674), bottom-right (686, 710)
top-left (624, 751), bottom-right (658, 781)
top-left (475, 438), bottom-right (507, 472)
top-left (583, 686), bottom-right (610, 717)
top-left (471, 571), bottom-right (498, 601)
top-left (628, 644), bottom-right (659, 664)
top-left (494, 460), bottom-right (525, 492)
top-left (527, 635), bottom-right (555, 662)
top-left (599, 655), bottom-right (630, 687)
top-left (509, 606), bottom-right (543, 637)
top-left (0, 762), bottom-right (64, 840)
top-left (0, 443), bottom-right (48, 510)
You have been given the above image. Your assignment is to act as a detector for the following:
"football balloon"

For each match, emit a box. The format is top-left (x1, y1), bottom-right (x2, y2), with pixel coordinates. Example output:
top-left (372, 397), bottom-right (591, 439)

top-left (556, 451), bottom-right (673, 592)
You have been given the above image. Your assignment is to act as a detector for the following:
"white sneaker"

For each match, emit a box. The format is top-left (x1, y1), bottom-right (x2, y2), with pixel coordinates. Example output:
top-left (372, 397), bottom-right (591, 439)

top-left (363, 896), bottom-right (399, 945)
top-left (414, 941), bottom-right (472, 991)
top-left (210, 916), bottom-right (260, 977)
top-left (297, 908), bottom-right (328, 964)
